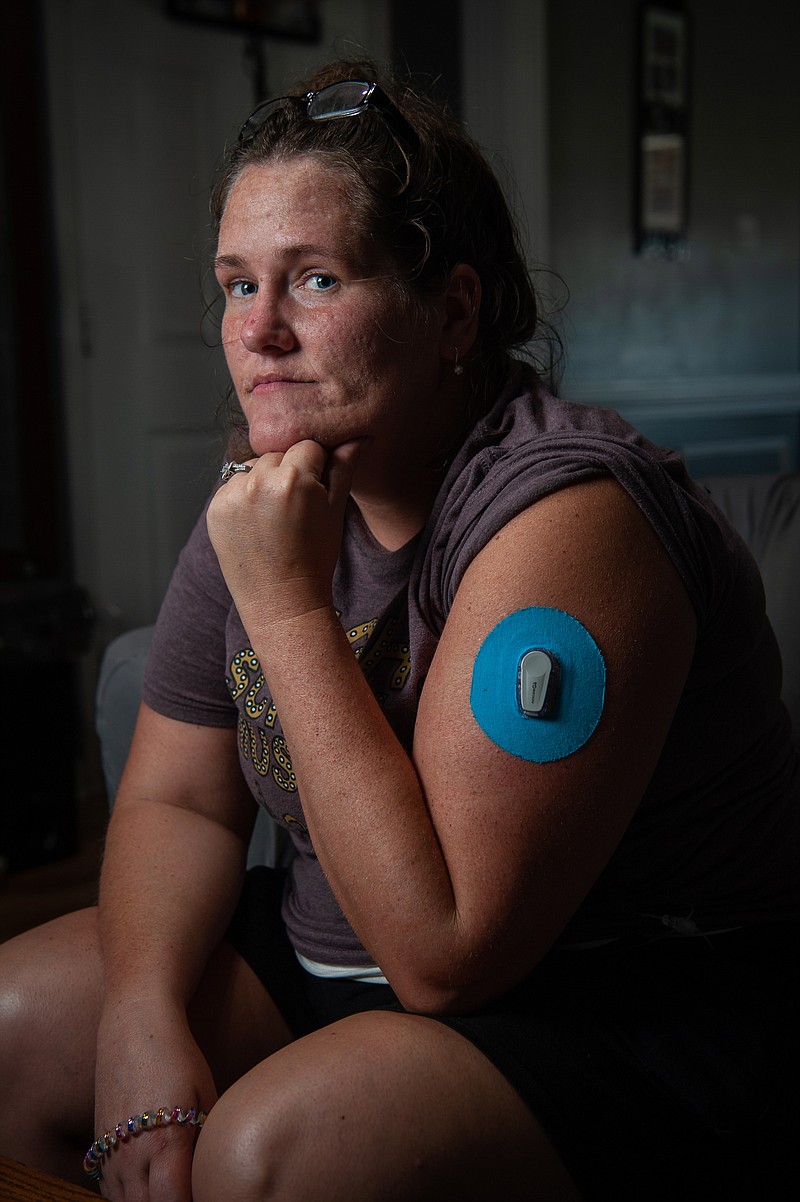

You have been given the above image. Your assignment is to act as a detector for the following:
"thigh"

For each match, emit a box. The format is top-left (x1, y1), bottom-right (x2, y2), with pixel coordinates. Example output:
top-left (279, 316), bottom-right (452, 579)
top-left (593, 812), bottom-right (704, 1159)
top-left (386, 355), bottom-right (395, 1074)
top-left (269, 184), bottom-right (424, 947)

top-left (0, 906), bottom-right (292, 1171)
top-left (193, 1009), bottom-right (581, 1202)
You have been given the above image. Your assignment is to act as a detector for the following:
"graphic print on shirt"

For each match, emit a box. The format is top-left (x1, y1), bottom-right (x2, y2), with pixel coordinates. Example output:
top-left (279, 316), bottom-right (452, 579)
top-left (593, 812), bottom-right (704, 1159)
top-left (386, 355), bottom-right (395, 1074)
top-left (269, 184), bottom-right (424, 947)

top-left (227, 613), bottom-right (411, 829)
top-left (343, 612), bottom-right (411, 700)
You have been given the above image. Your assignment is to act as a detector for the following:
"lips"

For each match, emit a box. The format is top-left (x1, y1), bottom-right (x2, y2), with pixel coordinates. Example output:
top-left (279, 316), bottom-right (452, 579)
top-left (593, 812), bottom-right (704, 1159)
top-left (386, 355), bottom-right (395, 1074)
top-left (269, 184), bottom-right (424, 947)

top-left (248, 374), bottom-right (308, 391)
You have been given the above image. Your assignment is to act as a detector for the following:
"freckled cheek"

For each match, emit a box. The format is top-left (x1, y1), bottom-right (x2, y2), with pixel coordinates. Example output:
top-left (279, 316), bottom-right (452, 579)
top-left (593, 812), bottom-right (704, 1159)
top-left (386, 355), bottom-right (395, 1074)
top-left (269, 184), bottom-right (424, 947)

top-left (343, 324), bottom-right (395, 367)
top-left (220, 310), bottom-right (240, 352)
top-left (220, 315), bottom-right (247, 379)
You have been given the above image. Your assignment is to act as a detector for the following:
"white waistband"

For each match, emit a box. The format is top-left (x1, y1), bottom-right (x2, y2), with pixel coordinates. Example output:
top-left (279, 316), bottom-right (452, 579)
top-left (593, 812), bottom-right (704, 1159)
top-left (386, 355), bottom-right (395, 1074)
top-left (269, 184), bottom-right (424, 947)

top-left (295, 951), bottom-right (389, 986)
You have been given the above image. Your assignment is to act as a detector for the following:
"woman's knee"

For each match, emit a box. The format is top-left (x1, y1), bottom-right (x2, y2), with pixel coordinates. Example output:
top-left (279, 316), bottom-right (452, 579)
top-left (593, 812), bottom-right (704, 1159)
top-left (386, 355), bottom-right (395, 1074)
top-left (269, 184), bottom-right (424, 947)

top-left (192, 1092), bottom-right (268, 1201)
top-left (193, 1010), bottom-right (579, 1202)
top-left (192, 1019), bottom-right (390, 1202)
top-left (192, 1058), bottom-right (304, 1202)
top-left (0, 909), bottom-right (102, 1107)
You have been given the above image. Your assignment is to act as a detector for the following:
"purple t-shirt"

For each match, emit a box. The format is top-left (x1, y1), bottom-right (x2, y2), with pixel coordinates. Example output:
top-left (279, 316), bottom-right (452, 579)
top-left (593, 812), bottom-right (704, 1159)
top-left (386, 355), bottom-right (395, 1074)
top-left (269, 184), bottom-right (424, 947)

top-left (143, 368), bottom-right (800, 963)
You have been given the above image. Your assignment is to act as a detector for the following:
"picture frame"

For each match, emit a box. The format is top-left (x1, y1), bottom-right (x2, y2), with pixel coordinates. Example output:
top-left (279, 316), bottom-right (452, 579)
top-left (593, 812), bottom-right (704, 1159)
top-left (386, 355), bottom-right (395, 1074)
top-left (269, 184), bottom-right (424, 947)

top-left (640, 131), bottom-right (685, 236)
top-left (166, 1), bottom-right (321, 42)
top-left (634, 3), bottom-right (690, 257)
top-left (641, 4), bottom-right (688, 109)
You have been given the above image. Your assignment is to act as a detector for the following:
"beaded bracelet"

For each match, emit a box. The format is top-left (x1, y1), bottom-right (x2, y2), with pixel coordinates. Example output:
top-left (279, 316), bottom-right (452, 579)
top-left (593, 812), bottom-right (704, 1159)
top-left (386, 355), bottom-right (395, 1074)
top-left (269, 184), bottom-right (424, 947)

top-left (83, 1106), bottom-right (207, 1181)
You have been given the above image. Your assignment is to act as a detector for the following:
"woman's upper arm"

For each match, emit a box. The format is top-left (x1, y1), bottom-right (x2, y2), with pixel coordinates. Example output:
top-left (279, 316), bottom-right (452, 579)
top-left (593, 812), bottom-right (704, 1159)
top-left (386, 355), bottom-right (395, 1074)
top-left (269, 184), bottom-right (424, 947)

top-left (99, 706), bottom-right (256, 1006)
top-left (116, 701), bottom-right (256, 842)
top-left (413, 475), bottom-right (697, 986)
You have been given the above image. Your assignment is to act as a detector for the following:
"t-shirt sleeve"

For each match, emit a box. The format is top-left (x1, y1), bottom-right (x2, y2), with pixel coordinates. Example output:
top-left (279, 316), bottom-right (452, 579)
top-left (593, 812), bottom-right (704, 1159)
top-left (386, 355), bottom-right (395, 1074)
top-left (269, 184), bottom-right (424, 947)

top-left (416, 427), bottom-right (719, 637)
top-left (141, 498), bottom-right (238, 728)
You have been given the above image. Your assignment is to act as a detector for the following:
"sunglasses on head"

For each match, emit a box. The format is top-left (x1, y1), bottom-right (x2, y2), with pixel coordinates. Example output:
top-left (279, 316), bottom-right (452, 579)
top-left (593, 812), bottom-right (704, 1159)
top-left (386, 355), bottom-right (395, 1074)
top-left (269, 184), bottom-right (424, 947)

top-left (237, 79), bottom-right (417, 149)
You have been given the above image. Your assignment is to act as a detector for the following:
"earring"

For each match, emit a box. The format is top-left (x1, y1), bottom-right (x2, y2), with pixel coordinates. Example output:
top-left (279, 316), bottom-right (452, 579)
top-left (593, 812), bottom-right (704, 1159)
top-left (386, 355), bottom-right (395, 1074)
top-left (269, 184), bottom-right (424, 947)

top-left (453, 347), bottom-right (464, 376)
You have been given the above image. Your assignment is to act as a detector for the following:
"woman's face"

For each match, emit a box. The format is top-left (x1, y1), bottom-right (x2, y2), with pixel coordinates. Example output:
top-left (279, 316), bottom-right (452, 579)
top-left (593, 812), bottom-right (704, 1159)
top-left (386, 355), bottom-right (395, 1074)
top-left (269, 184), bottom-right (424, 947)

top-left (215, 156), bottom-right (450, 460)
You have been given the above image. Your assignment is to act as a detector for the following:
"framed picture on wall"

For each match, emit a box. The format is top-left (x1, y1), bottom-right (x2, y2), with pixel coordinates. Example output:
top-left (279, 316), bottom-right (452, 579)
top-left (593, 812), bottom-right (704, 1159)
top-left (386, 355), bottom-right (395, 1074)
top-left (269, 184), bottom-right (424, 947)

top-left (634, 3), bottom-right (690, 258)
top-left (166, 1), bottom-right (321, 41)
top-left (640, 131), bottom-right (685, 234)
top-left (641, 4), bottom-right (687, 108)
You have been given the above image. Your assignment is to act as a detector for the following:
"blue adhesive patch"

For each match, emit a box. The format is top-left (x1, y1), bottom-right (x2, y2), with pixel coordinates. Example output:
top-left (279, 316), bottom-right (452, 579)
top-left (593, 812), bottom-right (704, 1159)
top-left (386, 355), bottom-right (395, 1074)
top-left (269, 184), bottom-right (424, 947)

top-left (470, 607), bottom-right (605, 763)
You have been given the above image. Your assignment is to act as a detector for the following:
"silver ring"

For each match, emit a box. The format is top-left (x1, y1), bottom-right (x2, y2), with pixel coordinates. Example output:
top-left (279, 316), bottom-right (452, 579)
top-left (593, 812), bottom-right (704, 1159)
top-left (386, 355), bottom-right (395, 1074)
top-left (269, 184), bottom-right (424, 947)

top-left (220, 461), bottom-right (253, 483)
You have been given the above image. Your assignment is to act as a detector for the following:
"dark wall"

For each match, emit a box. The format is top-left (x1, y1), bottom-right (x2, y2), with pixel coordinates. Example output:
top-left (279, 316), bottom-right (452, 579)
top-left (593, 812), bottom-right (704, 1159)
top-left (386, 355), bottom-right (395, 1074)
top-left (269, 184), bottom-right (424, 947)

top-left (391, 0), bottom-right (461, 114)
top-left (0, 0), bottom-right (70, 582)
top-left (548, 0), bottom-right (799, 386)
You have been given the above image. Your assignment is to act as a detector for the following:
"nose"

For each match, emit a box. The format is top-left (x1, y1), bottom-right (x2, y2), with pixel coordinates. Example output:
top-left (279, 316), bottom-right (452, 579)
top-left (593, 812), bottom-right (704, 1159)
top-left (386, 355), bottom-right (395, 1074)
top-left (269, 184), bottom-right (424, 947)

top-left (239, 289), bottom-right (296, 354)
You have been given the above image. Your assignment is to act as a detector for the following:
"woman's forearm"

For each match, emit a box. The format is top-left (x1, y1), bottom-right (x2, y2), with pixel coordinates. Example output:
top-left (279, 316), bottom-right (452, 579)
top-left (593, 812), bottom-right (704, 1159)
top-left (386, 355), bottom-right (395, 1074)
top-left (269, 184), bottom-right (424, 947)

top-left (247, 605), bottom-right (460, 1002)
top-left (98, 796), bottom-right (248, 1008)
top-left (206, 444), bottom-right (475, 1006)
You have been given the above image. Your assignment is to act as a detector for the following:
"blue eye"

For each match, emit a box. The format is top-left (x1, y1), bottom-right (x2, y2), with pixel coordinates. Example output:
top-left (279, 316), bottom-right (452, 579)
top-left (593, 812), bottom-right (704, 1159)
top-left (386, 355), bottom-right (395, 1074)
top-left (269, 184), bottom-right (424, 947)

top-left (306, 273), bottom-right (338, 292)
top-left (230, 280), bottom-right (257, 298)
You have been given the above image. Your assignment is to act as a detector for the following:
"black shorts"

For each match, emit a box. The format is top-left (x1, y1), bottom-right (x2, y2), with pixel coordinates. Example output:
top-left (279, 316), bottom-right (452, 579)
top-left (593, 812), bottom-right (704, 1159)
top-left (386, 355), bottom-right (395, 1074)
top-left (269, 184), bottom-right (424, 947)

top-left (226, 867), bottom-right (799, 1200)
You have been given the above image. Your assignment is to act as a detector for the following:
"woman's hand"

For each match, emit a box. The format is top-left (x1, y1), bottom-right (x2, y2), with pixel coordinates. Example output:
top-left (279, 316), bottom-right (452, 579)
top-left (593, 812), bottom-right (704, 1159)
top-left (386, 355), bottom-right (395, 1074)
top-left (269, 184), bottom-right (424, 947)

top-left (94, 1000), bottom-right (217, 1202)
top-left (207, 439), bottom-right (363, 634)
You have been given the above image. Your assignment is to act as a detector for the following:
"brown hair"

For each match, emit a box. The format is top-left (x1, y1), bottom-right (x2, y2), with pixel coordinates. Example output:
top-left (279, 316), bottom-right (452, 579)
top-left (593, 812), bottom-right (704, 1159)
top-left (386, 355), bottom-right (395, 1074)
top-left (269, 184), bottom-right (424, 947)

top-left (211, 58), bottom-right (560, 437)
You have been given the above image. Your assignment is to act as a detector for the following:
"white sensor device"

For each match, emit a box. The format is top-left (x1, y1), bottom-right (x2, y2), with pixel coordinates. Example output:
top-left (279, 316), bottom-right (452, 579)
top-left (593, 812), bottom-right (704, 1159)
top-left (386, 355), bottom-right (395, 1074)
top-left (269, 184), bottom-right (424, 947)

top-left (518, 649), bottom-right (558, 717)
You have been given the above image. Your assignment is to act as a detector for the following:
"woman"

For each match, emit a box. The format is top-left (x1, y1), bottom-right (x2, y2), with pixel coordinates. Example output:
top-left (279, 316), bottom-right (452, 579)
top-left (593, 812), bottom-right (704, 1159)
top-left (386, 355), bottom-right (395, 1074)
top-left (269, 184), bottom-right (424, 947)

top-left (0, 60), bottom-right (797, 1201)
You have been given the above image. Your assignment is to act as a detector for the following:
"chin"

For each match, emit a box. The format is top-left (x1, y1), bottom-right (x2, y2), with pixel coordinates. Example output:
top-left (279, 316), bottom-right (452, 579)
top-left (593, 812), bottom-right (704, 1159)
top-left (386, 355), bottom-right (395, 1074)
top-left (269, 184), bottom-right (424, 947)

top-left (247, 416), bottom-right (359, 457)
top-left (248, 433), bottom-right (302, 456)
top-left (246, 420), bottom-right (322, 456)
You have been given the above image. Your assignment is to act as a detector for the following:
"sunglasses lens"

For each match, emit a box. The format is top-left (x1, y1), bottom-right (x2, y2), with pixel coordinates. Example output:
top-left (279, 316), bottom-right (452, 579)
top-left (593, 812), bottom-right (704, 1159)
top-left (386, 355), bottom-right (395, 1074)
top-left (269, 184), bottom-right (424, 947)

top-left (238, 81), bottom-right (414, 149)
top-left (308, 81), bottom-right (371, 120)
top-left (239, 98), bottom-right (289, 142)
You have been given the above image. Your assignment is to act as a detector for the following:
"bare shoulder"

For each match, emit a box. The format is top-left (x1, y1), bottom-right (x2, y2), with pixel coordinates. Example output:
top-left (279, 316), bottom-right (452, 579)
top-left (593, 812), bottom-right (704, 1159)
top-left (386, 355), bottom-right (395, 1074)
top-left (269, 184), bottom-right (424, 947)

top-left (471, 474), bottom-right (691, 616)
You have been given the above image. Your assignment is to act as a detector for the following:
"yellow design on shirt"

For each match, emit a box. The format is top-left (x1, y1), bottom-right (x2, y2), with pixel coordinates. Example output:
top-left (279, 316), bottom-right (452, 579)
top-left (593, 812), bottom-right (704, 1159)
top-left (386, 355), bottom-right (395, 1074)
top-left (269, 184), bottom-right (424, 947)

top-left (229, 613), bottom-right (410, 799)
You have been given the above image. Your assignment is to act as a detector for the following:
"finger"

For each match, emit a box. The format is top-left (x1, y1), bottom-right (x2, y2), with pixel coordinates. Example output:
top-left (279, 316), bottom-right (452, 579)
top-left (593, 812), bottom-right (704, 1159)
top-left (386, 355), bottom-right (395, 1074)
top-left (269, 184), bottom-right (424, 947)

top-left (116, 1152), bottom-right (152, 1202)
top-left (324, 439), bottom-right (366, 508)
top-left (147, 1140), bottom-right (194, 1202)
top-left (278, 439), bottom-right (328, 481)
top-left (329, 438), bottom-right (366, 469)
